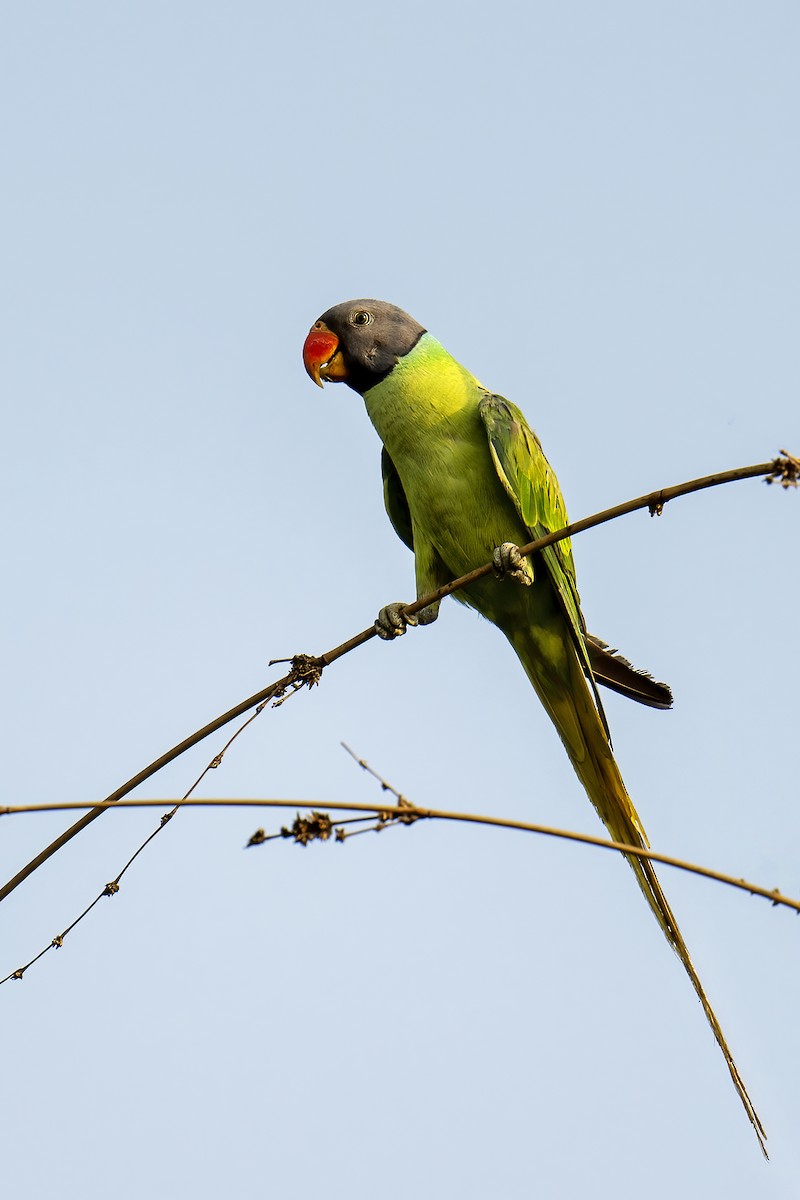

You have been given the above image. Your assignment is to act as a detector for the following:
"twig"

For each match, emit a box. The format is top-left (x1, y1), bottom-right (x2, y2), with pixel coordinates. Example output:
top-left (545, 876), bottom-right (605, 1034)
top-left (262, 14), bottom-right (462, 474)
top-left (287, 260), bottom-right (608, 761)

top-left (340, 742), bottom-right (416, 812)
top-left (6, 779), bottom-right (799, 986)
top-left (0, 655), bottom-right (319, 904)
top-left (0, 683), bottom-right (306, 983)
top-left (374, 454), bottom-right (797, 630)
top-left (0, 794), bottom-right (797, 913)
top-left (1, 452), bottom-right (794, 906)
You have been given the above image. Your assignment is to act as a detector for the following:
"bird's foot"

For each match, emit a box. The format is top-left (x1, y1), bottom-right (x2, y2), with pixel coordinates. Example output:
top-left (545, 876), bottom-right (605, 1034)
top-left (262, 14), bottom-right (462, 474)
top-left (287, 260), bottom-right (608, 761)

top-left (375, 600), bottom-right (439, 640)
top-left (492, 542), bottom-right (532, 586)
top-left (375, 602), bottom-right (419, 640)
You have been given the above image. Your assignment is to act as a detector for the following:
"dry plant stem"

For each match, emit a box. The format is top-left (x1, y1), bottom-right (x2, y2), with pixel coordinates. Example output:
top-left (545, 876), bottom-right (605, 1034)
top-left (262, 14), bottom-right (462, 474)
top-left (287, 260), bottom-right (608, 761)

top-left (0, 676), bottom-right (295, 903)
top-left (0, 698), bottom-right (290, 981)
top-left (340, 741), bottom-right (410, 804)
top-left (1, 680), bottom-right (325, 981)
top-left (0, 453), bottom-right (792, 906)
top-left (1, 796), bottom-right (798, 914)
top-left (369, 457), bottom-right (787, 631)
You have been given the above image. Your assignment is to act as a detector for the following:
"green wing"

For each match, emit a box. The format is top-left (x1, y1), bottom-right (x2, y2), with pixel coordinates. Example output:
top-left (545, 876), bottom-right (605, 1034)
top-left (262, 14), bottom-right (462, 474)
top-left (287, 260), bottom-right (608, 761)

top-left (381, 446), bottom-right (414, 552)
top-left (478, 393), bottom-right (605, 717)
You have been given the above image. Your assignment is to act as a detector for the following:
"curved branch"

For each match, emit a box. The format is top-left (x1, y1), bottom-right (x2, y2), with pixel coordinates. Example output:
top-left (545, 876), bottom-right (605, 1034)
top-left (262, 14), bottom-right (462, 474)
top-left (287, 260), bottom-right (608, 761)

top-left (1, 452), bottom-right (793, 904)
top-left (2, 795), bottom-right (798, 914)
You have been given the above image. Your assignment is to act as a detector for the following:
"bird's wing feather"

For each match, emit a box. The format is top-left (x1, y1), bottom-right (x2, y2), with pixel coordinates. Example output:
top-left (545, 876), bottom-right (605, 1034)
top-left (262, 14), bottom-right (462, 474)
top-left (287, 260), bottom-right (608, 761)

top-left (479, 393), bottom-right (608, 722)
top-left (381, 446), bottom-right (414, 552)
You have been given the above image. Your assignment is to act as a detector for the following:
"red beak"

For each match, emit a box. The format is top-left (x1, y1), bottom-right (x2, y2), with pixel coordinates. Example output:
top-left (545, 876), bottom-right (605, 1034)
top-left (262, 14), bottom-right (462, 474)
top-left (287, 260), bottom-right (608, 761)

top-left (302, 322), bottom-right (347, 388)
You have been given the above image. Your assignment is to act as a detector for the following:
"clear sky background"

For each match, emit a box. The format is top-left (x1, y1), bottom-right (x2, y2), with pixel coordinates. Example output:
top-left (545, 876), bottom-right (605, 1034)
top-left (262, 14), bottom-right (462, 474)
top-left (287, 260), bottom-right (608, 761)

top-left (3, 3), bottom-right (799, 1196)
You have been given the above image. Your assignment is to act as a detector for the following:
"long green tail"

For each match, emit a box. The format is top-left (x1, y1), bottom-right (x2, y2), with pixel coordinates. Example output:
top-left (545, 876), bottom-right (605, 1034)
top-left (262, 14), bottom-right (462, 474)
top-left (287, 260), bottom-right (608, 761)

top-left (509, 621), bottom-right (768, 1157)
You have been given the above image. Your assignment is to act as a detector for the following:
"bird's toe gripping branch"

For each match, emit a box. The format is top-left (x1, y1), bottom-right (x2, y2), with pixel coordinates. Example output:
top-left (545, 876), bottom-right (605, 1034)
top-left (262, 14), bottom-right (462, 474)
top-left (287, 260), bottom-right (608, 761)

top-left (375, 599), bottom-right (441, 640)
top-left (492, 542), bottom-right (533, 586)
top-left (375, 602), bottom-right (419, 640)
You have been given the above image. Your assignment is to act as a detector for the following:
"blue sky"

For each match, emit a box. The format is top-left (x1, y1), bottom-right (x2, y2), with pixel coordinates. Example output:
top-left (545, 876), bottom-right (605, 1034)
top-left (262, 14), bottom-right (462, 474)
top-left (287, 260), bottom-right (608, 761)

top-left (3, 3), bottom-right (799, 1196)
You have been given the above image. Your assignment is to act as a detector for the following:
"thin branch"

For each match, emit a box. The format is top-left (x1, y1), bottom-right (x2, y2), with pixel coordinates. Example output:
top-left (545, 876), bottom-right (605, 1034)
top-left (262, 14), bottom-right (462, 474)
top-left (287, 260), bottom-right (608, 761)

top-left (0, 684), bottom-right (309, 983)
top-left (1, 451), bottom-right (795, 906)
top-left (368, 453), bottom-right (798, 632)
top-left (340, 741), bottom-right (414, 807)
top-left (1, 796), bottom-right (798, 913)
top-left (0, 656), bottom-right (321, 904)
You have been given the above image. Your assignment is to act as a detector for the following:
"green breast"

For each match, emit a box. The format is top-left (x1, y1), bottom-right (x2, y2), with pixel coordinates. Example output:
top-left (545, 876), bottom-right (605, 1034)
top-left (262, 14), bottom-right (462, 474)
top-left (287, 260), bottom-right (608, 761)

top-left (363, 335), bottom-right (529, 578)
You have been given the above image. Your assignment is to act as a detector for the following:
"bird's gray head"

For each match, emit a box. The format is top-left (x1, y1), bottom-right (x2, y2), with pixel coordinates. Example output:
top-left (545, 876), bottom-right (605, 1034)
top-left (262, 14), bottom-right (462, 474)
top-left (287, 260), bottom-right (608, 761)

top-left (302, 299), bottom-right (426, 394)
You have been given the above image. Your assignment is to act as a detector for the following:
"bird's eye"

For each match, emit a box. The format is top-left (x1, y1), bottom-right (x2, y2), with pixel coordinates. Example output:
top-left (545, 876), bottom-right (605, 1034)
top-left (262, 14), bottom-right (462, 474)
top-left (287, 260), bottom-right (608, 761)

top-left (351, 310), bottom-right (373, 326)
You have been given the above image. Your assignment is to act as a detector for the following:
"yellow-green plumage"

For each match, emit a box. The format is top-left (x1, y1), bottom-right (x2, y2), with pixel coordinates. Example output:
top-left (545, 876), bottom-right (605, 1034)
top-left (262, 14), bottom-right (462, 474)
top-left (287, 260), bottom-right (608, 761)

top-left (364, 332), bottom-right (765, 1153)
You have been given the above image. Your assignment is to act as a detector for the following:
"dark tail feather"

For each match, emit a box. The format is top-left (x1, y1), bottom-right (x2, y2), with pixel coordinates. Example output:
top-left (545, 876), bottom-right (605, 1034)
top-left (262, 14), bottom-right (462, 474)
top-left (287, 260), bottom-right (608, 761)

top-left (586, 634), bottom-right (673, 710)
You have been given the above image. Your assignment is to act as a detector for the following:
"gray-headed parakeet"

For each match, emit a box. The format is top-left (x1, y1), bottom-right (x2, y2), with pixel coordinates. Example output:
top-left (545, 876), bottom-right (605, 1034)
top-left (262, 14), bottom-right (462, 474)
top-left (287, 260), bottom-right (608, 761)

top-left (303, 298), bottom-right (765, 1153)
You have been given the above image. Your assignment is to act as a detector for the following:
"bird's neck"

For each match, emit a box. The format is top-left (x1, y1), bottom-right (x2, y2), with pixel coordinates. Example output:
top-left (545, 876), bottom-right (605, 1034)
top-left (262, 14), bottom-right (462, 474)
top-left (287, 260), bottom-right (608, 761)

top-left (363, 334), bottom-right (481, 452)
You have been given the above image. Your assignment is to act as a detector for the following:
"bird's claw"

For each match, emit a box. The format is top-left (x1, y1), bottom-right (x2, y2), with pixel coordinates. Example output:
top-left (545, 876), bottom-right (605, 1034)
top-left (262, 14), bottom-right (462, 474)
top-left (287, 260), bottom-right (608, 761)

top-left (375, 602), bottom-right (419, 640)
top-left (492, 542), bottom-right (532, 586)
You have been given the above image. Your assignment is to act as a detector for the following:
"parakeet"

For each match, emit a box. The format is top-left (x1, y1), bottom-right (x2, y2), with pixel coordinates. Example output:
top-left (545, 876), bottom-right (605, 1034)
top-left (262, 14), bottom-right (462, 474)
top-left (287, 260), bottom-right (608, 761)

top-left (302, 298), bottom-right (765, 1153)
